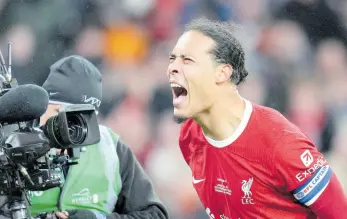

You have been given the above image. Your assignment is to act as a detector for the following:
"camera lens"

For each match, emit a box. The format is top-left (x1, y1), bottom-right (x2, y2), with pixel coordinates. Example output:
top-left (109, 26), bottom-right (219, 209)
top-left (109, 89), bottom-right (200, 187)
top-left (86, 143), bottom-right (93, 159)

top-left (66, 114), bottom-right (87, 145)
top-left (42, 116), bottom-right (59, 147)
top-left (42, 113), bottom-right (88, 148)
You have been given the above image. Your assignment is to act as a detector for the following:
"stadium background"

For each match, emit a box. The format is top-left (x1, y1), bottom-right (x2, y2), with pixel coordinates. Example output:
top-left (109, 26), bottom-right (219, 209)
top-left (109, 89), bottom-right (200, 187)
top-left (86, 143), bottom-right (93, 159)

top-left (0, 0), bottom-right (347, 218)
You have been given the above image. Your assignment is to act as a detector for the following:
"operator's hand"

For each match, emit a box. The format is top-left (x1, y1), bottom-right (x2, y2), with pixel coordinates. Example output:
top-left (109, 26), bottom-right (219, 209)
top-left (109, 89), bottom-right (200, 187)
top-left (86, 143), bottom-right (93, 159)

top-left (55, 211), bottom-right (69, 219)
top-left (55, 209), bottom-right (98, 219)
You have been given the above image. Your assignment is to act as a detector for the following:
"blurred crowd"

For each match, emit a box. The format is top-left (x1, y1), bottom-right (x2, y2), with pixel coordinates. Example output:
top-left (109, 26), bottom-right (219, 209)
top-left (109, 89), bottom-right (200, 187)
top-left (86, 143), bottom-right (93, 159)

top-left (0, 0), bottom-right (347, 218)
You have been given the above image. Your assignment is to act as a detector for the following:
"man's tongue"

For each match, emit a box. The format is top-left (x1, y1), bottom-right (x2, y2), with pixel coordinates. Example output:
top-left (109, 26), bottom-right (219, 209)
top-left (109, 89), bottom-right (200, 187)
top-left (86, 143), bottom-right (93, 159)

top-left (173, 95), bottom-right (186, 106)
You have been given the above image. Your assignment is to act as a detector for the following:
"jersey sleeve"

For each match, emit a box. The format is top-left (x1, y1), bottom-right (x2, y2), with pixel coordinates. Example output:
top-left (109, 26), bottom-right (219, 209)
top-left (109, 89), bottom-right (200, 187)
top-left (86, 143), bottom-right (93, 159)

top-left (274, 133), bottom-right (332, 207)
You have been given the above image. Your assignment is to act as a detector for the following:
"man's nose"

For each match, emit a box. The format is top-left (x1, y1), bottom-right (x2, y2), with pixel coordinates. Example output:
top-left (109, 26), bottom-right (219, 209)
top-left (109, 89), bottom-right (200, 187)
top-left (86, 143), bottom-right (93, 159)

top-left (167, 59), bottom-right (182, 77)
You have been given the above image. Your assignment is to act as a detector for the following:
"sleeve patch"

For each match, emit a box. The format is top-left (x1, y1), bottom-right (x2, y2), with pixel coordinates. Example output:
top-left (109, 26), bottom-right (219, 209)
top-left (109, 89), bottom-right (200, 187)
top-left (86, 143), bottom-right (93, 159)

top-left (293, 165), bottom-right (332, 206)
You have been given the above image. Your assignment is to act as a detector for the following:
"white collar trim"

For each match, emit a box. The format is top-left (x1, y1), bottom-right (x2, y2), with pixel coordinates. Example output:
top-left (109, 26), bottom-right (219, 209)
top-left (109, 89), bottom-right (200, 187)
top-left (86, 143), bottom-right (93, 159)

top-left (204, 99), bottom-right (253, 148)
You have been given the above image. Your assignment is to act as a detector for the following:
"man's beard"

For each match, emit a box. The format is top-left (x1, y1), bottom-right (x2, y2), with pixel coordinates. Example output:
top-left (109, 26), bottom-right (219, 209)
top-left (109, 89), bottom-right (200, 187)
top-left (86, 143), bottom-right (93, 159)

top-left (172, 115), bottom-right (188, 124)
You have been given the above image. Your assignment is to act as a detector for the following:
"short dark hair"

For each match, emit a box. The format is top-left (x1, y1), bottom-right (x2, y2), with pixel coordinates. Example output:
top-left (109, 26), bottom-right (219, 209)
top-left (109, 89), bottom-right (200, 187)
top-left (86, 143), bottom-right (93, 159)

top-left (185, 18), bottom-right (248, 85)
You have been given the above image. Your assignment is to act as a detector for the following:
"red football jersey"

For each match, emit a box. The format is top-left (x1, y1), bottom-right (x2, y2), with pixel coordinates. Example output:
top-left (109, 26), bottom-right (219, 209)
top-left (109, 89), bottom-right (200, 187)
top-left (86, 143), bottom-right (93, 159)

top-left (179, 100), bottom-right (332, 219)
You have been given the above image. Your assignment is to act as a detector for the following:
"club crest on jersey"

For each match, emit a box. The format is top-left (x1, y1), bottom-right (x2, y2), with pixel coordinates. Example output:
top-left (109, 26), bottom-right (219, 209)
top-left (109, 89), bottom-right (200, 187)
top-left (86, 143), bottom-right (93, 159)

top-left (241, 177), bottom-right (255, 204)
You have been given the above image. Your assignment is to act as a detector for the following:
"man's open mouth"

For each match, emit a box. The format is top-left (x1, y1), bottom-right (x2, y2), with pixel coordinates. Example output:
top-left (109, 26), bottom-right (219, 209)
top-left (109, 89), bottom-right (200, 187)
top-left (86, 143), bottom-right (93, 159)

top-left (171, 83), bottom-right (187, 98)
top-left (170, 83), bottom-right (188, 106)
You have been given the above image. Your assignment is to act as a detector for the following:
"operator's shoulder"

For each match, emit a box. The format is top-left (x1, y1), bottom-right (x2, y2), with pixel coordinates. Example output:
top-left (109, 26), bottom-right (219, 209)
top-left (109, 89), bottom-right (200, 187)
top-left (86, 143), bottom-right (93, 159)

top-left (99, 125), bottom-right (117, 135)
top-left (98, 125), bottom-right (122, 145)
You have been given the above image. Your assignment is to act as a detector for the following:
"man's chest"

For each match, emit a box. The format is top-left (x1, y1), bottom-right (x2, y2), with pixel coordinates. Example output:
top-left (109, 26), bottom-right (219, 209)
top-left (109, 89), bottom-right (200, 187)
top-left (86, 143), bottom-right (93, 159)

top-left (189, 149), bottom-right (276, 218)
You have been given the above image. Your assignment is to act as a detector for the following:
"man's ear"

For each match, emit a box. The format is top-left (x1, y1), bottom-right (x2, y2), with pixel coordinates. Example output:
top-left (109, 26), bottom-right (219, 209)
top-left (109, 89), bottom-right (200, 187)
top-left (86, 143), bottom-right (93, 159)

top-left (215, 64), bottom-right (233, 84)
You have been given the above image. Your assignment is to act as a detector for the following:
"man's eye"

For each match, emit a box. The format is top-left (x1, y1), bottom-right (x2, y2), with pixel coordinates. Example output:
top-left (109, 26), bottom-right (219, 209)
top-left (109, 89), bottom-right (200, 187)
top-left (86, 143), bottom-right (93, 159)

top-left (184, 58), bottom-right (193, 63)
top-left (169, 57), bottom-right (175, 62)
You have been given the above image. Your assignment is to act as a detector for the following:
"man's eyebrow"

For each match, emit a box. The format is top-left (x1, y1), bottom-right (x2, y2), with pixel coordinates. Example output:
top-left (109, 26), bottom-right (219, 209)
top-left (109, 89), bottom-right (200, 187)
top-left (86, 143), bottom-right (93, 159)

top-left (169, 53), bottom-right (192, 58)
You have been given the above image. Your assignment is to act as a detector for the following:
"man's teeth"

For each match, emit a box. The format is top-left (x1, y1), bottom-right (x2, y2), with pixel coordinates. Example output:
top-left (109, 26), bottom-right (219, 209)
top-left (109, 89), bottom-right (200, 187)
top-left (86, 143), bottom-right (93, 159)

top-left (170, 83), bottom-right (182, 88)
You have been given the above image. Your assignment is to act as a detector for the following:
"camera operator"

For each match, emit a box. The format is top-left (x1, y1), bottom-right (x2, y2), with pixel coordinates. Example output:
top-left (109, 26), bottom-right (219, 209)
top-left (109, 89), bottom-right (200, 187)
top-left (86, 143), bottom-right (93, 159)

top-left (34, 55), bottom-right (168, 219)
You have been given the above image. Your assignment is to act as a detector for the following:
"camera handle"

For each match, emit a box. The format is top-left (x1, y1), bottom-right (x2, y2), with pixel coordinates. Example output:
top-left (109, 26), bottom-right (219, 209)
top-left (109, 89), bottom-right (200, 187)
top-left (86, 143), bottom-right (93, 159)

top-left (8, 193), bottom-right (30, 219)
top-left (8, 194), bottom-right (57, 219)
top-left (8, 199), bottom-right (28, 219)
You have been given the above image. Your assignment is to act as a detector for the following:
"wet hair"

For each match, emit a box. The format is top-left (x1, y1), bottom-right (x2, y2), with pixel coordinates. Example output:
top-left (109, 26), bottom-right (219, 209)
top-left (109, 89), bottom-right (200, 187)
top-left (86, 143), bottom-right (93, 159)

top-left (185, 18), bottom-right (248, 85)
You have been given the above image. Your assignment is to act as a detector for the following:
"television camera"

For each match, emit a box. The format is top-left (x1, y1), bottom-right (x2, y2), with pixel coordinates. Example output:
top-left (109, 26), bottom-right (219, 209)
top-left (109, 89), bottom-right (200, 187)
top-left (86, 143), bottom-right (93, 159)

top-left (0, 43), bottom-right (101, 219)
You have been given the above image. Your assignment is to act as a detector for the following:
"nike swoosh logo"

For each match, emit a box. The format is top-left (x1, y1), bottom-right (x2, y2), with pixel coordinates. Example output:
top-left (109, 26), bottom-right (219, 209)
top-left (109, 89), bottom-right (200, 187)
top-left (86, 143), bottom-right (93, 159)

top-left (192, 177), bottom-right (205, 184)
top-left (49, 92), bottom-right (59, 96)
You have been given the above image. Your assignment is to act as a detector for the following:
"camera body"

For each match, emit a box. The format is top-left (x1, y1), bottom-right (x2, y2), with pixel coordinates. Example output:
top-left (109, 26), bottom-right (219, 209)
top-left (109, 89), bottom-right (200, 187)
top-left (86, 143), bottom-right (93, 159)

top-left (0, 104), bottom-right (100, 195)
top-left (0, 42), bottom-right (101, 219)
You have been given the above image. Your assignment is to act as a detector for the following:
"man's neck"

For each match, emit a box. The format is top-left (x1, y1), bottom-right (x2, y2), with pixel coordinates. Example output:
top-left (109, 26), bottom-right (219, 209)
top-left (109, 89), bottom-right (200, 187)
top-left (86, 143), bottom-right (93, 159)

top-left (194, 92), bottom-right (246, 141)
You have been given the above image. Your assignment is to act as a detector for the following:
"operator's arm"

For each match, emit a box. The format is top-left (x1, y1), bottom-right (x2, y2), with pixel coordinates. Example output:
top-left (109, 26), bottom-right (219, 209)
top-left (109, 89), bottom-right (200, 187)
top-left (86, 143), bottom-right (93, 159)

top-left (106, 140), bottom-right (168, 219)
top-left (276, 133), bottom-right (347, 219)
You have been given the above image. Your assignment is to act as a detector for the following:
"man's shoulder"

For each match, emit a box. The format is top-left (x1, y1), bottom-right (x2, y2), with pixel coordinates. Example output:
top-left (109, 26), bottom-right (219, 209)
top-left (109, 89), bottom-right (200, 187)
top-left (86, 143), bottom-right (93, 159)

top-left (245, 103), bottom-right (316, 160)
top-left (178, 119), bottom-right (205, 164)
top-left (253, 104), bottom-right (316, 152)
top-left (252, 104), bottom-right (306, 140)
top-left (252, 103), bottom-right (290, 127)
top-left (180, 118), bottom-right (196, 135)
top-left (179, 118), bottom-right (201, 145)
